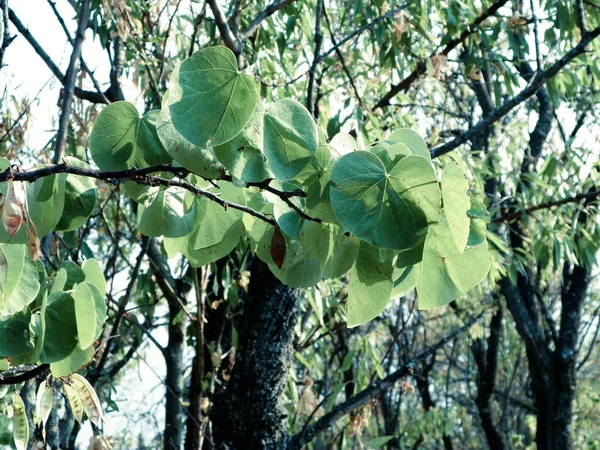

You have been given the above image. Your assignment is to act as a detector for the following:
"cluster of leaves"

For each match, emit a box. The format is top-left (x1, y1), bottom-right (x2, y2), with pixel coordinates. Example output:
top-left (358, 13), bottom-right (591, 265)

top-left (88, 45), bottom-right (490, 327)
top-left (0, 44), bottom-right (489, 445)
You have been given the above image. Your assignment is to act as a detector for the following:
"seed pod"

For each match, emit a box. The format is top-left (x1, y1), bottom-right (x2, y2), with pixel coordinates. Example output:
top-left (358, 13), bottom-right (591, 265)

top-left (35, 380), bottom-right (54, 428)
top-left (12, 391), bottom-right (29, 450)
top-left (2, 180), bottom-right (24, 238)
top-left (71, 374), bottom-right (103, 426)
top-left (63, 381), bottom-right (84, 423)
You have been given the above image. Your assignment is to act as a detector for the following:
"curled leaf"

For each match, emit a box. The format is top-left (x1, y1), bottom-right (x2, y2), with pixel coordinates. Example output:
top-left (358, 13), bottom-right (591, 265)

top-left (2, 180), bottom-right (24, 238)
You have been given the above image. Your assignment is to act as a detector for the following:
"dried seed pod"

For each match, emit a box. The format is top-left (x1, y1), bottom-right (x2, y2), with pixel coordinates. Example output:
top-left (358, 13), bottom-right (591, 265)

top-left (12, 391), bottom-right (29, 450)
top-left (71, 374), bottom-right (103, 426)
top-left (2, 180), bottom-right (24, 238)
top-left (63, 381), bottom-right (84, 423)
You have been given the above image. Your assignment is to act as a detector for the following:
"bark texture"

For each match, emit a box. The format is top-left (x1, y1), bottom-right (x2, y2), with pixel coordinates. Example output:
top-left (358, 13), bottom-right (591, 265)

top-left (212, 258), bottom-right (301, 449)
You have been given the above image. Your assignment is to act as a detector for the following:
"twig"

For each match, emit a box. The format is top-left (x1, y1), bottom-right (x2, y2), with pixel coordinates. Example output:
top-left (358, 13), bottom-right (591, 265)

top-left (188, 1), bottom-right (207, 57)
top-left (8, 8), bottom-right (107, 104)
top-left (287, 310), bottom-right (488, 449)
top-left (0, 108), bottom-right (28, 144)
top-left (575, 0), bottom-right (587, 35)
top-left (258, 3), bottom-right (408, 88)
top-left (322, 2), bottom-right (365, 111)
top-left (240, 0), bottom-right (298, 40)
top-left (373, 0), bottom-right (510, 110)
top-left (0, 0), bottom-right (14, 69)
top-left (53, 0), bottom-right (91, 164)
top-left (306, 0), bottom-right (323, 116)
top-left (430, 24), bottom-right (600, 159)
top-left (46, 0), bottom-right (110, 104)
top-left (493, 189), bottom-right (600, 223)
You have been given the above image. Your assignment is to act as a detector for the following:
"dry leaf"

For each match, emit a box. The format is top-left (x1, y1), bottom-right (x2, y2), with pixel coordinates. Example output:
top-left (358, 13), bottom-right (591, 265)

top-left (270, 227), bottom-right (286, 269)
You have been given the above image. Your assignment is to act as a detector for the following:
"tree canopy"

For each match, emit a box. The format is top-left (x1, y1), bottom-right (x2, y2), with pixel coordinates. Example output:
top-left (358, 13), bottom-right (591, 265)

top-left (0, 0), bottom-right (599, 449)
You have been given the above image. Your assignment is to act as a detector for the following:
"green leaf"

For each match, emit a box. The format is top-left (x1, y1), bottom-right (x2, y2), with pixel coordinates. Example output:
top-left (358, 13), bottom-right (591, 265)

top-left (0, 244), bottom-right (40, 315)
top-left (40, 292), bottom-right (78, 363)
top-left (137, 188), bottom-right (196, 238)
top-left (0, 310), bottom-right (32, 357)
top-left (257, 228), bottom-right (322, 288)
top-left (263, 98), bottom-right (318, 180)
top-left (73, 282), bottom-right (104, 349)
top-left (391, 265), bottom-right (417, 297)
top-left (168, 46), bottom-right (260, 148)
top-left (441, 162), bottom-right (470, 252)
top-left (386, 128), bottom-right (431, 161)
top-left (59, 261), bottom-right (86, 291)
top-left (417, 214), bottom-right (489, 309)
top-left (82, 258), bottom-right (107, 295)
top-left (213, 103), bottom-right (274, 183)
top-left (50, 343), bottom-right (94, 378)
top-left (298, 221), bottom-right (360, 279)
top-left (157, 92), bottom-right (225, 178)
top-left (192, 183), bottom-right (243, 248)
top-left (347, 242), bottom-right (394, 327)
top-left (55, 157), bottom-right (97, 232)
top-left (89, 101), bottom-right (171, 171)
top-left (330, 152), bottom-right (440, 250)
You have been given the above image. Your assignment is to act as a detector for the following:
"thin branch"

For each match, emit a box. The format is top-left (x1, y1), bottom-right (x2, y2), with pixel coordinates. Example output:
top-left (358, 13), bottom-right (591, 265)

top-left (240, 0), bottom-right (297, 40)
top-left (430, 24), bottom-right (600, 159)
top-left (188, 1), bottom-right (207, 57)
top-left (575, 0), bottom-right (587, 35)
top-left (1, 163), bottom-right (316, 226)
top-left (287, 310), bottom-right (488, 449)
top-left (322, 2), bottom-right (365, 111)
top-left (0, 0), bottom-right (14, 69)
top-left (8, 8), bottom-right (108, 104)
top-left (493, 189), bottom-right (600, 223)
top-left (373, 0), bottom-right (510, 110)
top-left (257, 3), bottom-right (408, 88)
top-left (207, 0), bottom-right (240, 56)
top-left (306, 0), bottom-right (323, 116)
top-left (46, 0), bottom-right (109, 104)
top-left (53, 0), bottom-right (91, 164)
top-left (0, 108), bottom-right (28, 144)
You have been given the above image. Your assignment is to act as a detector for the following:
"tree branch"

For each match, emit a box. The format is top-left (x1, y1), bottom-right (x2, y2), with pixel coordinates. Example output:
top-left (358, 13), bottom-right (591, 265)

top-left (373, 0), bottom-right (509, 110)
top-left (0, 0), bottom-right (15, 69)
top-left (492, 189), bottom-right (600, 223)
top-left (430, 24), bottom-right (600, 159)
top-left (240, 0), bottom-right (297, 40)
top-left (287, 310), bottom-right (488, 449)
top-left (53, 0), bottom-right (91, 164)
top-left (8, 8), bottom-right (108, 104)
top-left (0, 364), bottom-right (49, 385)
top-left (207, 0), bottom-right (240, 56)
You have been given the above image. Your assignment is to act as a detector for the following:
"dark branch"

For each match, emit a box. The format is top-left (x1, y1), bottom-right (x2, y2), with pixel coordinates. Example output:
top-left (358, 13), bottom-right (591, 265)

top-left (8, 8), bottom-right (109, 104)
top-left (373, 0), bottom-right (509, 110)
top-left (430, 24), bottom-right (600, 159)
top-left (493, 189), bottom-right (600, 223)
top-left (241, 0), bottom-right (298, 40)
top-left (287, 310), bottom-right (488, 449)
top-left (1, 163), bottom-right (283, 226)
top-left (0, 364), bottom-right (50, 385)
top-left (53, 0), bottom-right (91, 164)
top-left (207, 0), bottom-right (240, 56)
top-left (0, 0), bottom-right (15, 69)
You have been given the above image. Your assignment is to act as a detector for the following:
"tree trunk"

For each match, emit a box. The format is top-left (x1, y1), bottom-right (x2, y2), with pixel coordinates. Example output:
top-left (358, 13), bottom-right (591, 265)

top-left (212, 258), bottom-right (301, 449)
top-left (164, 299), bottom-right (187, 450)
